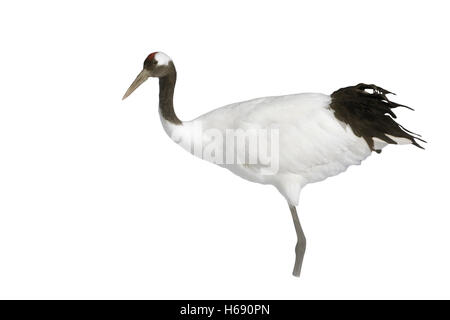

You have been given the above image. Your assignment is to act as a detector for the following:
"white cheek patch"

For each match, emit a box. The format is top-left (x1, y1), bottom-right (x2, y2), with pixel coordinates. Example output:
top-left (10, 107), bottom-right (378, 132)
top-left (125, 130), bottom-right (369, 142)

top-left (155, 52), bottom-right (171, 66)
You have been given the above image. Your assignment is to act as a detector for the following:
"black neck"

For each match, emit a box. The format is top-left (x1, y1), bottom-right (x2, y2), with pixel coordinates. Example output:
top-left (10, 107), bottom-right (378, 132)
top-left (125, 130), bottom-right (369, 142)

top-left (159, 63), bottom-right (181, 125)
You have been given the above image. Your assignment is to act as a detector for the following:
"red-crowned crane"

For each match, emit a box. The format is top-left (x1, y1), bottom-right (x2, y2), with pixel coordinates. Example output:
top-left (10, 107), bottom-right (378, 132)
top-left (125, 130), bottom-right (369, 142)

top-left (122, 51), bottom-right (424, 277)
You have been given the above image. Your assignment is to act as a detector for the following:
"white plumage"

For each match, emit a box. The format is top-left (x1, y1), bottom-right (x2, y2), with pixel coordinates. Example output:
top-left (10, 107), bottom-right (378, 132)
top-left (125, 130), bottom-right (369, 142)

top-left (161, 93), bottom-right (373, 206)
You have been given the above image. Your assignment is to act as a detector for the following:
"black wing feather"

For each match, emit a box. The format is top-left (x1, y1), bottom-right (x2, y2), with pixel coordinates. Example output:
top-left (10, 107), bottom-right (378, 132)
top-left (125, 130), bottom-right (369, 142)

top-left (330, 83), bottom-right (425, 152)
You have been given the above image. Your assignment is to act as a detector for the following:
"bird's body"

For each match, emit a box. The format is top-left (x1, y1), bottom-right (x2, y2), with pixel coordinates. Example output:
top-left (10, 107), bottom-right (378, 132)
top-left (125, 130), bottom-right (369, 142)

top-left (123, 52), bottom-right (424, 277)
top-left (161, 92), bottom-right (374, 205)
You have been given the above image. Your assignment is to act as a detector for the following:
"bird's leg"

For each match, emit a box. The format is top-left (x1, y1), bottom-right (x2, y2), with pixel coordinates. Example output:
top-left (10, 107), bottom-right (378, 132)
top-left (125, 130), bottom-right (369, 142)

top-left (289, 204), bottom-right (306, 277)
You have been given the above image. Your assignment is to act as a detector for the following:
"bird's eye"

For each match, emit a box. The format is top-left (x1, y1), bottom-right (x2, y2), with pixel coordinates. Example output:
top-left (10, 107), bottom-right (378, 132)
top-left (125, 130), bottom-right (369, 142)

top-left (152, 60), bottom-right (158, 65)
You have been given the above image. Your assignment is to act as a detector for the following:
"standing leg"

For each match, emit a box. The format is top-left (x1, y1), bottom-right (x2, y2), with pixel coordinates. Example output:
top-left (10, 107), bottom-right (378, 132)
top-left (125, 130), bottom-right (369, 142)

top-left (289, 204), bottom-right (306, 277)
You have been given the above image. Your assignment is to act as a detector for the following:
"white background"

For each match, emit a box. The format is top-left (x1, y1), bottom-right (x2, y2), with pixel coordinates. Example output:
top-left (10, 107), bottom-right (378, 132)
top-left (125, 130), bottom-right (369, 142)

top-left (0, 0), bottom-right (449, 299)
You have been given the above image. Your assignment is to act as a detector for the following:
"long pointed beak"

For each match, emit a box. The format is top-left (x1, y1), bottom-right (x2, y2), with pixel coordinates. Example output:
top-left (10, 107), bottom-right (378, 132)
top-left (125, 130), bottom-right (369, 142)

top-left (122, 69), bottom-right (150, 100)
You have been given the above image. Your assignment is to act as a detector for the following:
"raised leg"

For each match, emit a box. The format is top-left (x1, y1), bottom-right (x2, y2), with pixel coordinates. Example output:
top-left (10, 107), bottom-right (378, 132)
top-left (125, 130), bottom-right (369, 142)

top-left (289, 204), bottom-right (306, 277)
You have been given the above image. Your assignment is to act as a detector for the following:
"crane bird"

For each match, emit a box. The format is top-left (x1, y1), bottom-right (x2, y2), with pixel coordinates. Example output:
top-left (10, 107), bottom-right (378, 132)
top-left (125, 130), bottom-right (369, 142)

top-left (122, 52), bottom-right (424, 277)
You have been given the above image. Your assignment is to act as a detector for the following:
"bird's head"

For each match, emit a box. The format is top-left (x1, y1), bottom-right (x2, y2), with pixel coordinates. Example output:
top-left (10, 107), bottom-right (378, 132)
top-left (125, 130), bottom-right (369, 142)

top-left (122, 52), bottom-right (174, 100)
